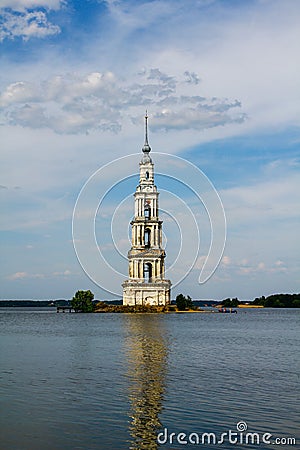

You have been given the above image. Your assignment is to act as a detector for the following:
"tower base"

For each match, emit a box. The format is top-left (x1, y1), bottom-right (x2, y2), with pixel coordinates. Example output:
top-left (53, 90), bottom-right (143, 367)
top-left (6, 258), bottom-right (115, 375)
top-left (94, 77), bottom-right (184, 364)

top-left (122, 280), bottom-right (171, 306)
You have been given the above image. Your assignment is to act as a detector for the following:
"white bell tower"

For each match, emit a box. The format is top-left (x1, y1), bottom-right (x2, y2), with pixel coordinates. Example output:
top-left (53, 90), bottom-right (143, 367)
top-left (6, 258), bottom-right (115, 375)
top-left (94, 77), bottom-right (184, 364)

top-left (122, 113), bottom-right (171, 306)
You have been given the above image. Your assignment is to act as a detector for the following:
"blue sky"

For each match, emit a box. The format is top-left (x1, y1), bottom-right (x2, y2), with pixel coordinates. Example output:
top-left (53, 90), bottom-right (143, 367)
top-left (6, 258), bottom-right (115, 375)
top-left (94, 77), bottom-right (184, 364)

top-left (0, 0), bottom-right (299, 301)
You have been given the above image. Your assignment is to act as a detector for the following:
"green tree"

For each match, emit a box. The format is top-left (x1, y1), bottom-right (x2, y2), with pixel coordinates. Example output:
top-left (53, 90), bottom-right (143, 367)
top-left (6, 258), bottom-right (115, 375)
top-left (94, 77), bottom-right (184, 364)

top-left (253, 296), bottom-right (266, 306)
top-left (186, 295), bottom-right (193, 309)
top-left (71, 290), bottom-right (94, 313)
top-left (222, 297), bottom-right (239, 307)
top-left (231, 297), bottom-right (239, 307)
top-left (176, 294), bottom-right (193, 311)
top-left (222, 298), bottom-right (231, 307)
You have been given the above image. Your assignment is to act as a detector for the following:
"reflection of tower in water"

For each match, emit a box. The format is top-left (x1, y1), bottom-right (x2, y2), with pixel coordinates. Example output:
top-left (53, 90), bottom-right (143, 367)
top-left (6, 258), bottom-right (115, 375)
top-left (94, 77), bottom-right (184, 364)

top-left (125, 315), bottom-right (168, 450)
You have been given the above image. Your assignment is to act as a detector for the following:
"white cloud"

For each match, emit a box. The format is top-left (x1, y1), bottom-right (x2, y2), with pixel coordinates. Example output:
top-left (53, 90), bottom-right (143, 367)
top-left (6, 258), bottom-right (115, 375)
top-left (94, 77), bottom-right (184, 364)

top-left (0, 9), bottom-right (60, 41)
top-left (1, 0), bottom-right (298, 137)
top-left (7, 271), bottom-right (28, 280)
top-left (238, 260), bottom-right (288, 276)
top-left (184, 71), bottom-right (201, 85)
top-left (0, 69), bottom-right (245, 134)
top-left (152, 103), bottom-right (245, 132)
top-left (52, 269), bottom-right (71, 276)
top-left (275, 260), bottom-right (284, 267)
top-left (0, 81), bottom-right (40, 105)
top-left (211, 256), bottom-right (290, 279)
top-left (7, 269), bottom-right (72, 280)
top-left (221, 255), bottom-right (231, 266)
top-left (0, 0), bottom-right (64, 41)
top-left (0, 1), bottom-right (63, 10)
top-left (7, 271), bottom-right (45, 280)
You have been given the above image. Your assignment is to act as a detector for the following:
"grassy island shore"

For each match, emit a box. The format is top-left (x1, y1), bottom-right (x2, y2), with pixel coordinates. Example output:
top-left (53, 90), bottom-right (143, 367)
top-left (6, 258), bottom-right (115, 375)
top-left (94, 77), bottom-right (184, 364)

top-left (94, 302), bottom-right (213, 314)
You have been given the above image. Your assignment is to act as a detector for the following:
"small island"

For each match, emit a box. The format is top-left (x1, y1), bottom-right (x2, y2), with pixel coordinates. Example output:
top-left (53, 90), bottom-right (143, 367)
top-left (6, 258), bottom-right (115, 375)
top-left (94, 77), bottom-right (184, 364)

top-left (1, 292), bottom-right (299, 312)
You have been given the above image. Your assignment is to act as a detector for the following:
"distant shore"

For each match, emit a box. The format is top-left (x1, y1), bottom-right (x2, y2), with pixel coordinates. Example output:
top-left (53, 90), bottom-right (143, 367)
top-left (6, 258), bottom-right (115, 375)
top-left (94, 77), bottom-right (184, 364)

top-left (0, 293), bottom-right (299, 309)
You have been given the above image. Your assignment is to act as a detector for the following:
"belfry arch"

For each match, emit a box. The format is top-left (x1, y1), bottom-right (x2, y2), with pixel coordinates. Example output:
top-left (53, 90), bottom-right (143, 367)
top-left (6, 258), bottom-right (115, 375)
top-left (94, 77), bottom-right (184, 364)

top-left (144, 203), bottom-right (150, 219)
top-left (144, 262), bottom-right (152, 283)
top-left (144, 228), bottom-right (151, 248)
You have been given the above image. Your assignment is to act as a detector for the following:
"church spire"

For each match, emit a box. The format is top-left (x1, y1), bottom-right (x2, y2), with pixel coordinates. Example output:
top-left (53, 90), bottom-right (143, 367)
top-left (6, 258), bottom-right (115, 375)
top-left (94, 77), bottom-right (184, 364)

top-left (142, 110), bottom-right (151, 155)
top-left (145, 110), bottom-right (149, 146)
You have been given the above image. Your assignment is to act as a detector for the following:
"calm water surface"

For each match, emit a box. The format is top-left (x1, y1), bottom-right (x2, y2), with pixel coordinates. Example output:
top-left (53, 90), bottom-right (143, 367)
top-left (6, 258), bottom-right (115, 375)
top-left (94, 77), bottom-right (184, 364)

top-left (0, 308), bottom-right (299, 449)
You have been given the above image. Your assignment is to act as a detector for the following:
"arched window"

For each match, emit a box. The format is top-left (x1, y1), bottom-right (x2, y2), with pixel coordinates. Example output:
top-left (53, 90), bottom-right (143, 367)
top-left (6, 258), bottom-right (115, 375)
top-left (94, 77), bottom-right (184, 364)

top-left (144, 228), bottom-right (151, 248)
top-left (145, 171), bottom-right (149, 180)
top-left (144, 263), bottom-right (152, 283)
top-left (144, 204), bottom-right (150, 219)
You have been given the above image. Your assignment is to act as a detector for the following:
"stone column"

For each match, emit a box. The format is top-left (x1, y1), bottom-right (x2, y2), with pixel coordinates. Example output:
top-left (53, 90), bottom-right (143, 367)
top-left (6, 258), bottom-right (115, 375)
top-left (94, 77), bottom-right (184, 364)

top-left (139, 260), bottom-right (143, 279)
top-left (156, 260), bottom-right (160, 280)
top-left (137, 260), bottom-right (141, 279)
top-left (135, 198), bottom-right (138, 218)
top-left (152, 260), bottom-right (156, 280)
top-left (150, 225), bottom-right (155, 247)
top-left (155, 225), bottom-right (159, 247)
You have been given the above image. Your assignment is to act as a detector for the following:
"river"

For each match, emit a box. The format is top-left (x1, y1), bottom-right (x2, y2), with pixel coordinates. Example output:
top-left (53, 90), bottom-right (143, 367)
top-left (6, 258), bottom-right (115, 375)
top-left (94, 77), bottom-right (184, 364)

top-left (0, 308), bottom-right (299, 449)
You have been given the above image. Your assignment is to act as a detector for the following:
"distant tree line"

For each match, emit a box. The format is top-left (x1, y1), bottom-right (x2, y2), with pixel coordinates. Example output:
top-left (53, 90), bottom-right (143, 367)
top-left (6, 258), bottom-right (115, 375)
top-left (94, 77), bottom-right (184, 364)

top-left (1, 292), bottom-right (300, 309)
top-left (252, 293), bottom-right (300, 308)
top-left (0, 300), bottom-right (70, 307)
top-left (220, 294), bottom-right (300, 308)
